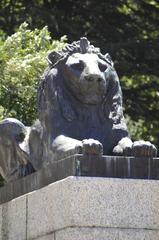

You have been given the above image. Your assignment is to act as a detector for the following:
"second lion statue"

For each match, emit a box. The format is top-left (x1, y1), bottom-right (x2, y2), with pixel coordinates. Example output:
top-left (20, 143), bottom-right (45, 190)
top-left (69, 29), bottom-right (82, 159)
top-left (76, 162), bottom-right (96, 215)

top-left (0, 37), bottom-right (157, 181)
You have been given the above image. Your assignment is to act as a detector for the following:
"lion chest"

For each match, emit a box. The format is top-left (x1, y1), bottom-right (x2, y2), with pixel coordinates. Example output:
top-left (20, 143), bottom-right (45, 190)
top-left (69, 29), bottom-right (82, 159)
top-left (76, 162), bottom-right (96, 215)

top-left (52, 108), bottom-right (116, 154)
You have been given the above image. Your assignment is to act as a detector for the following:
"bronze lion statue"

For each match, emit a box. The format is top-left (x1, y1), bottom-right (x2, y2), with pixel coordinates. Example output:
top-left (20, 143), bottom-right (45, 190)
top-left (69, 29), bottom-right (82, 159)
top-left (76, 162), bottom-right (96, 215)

top-left (37, 37), bottom-right (157, 162)
top-left (0, 37), bottom-right (157, 182)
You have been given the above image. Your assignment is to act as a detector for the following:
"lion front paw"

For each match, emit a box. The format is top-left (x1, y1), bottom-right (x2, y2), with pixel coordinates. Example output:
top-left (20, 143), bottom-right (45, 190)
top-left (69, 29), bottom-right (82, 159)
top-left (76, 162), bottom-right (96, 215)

top-left (113, 137), bottom-right (133, 156)
top-left (80, 139), bottom-right (103, 156)
top-left (132, 140), bottom-right (157, 157)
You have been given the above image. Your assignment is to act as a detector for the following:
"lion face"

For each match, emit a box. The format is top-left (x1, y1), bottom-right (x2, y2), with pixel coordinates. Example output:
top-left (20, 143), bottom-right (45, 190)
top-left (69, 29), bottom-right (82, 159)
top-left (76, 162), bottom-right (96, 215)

top-left (62, 53), bottom-right (109, 104)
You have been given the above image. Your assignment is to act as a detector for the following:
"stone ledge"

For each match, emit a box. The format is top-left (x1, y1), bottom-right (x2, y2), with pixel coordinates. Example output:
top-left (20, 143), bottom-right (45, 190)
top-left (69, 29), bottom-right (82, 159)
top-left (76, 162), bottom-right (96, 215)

top-left (30, 227), bottom-right (159, 240)
top-left (0, 154), bottom-right (159, 204)
top-left (1, 176), bottom-right (159, 239)
top-left (55, 227), bottom-right (159, 240)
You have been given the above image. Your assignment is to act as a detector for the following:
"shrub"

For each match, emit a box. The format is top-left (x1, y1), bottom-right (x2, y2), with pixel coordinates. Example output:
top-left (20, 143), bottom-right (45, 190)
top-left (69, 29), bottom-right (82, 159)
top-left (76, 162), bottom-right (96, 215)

top-left (0, 22), bottom-right (67, 125)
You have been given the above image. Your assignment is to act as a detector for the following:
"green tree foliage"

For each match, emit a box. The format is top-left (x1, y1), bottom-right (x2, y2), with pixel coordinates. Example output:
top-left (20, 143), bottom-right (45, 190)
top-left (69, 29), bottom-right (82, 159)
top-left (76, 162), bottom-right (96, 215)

top-left (0, 0), bottom-right (159, 146)
top-left (0, 22), bottom-right (66, 124)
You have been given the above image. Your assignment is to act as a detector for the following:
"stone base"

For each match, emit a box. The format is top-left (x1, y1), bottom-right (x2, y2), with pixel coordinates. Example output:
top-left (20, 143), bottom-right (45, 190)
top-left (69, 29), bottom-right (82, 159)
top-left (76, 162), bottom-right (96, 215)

top-left (1, 176), bottom-right (159, 240)
top-left (1, 154), bottom-right (159, 204)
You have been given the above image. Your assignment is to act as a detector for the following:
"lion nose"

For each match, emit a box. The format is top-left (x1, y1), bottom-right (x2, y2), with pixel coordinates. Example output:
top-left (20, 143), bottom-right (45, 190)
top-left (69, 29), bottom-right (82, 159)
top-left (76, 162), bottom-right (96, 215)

top-left (85, 74), bottom-right (103, 83)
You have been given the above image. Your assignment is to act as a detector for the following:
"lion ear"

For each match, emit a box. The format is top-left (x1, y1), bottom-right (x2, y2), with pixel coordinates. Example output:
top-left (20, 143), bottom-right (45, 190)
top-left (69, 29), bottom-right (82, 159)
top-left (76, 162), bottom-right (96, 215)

top-left (47, 51), bottom-right (62, 66)
top-left (105, 53), bottom-right (114, 67)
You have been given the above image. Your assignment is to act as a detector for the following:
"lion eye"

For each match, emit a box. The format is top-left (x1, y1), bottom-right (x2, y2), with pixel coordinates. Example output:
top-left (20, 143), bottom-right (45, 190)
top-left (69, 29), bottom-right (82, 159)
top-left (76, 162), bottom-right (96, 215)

top-left (71, 61), bottom-right (84, 71)
top-left (98, 62), bottom-right (107, 72)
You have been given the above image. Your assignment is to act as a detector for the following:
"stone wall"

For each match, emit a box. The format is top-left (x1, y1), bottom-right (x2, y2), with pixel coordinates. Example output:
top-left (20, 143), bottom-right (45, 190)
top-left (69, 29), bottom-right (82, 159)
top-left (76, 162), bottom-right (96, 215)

top-left (0, 176), bottom-right (159, 240)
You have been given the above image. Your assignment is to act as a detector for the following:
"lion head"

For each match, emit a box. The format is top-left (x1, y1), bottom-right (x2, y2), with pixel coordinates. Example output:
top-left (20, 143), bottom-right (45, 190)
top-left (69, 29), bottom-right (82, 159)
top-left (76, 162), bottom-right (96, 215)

top-left (38, 38), bottom-right (124, 126)
top-left (62, 52), bottom-right (108, 105)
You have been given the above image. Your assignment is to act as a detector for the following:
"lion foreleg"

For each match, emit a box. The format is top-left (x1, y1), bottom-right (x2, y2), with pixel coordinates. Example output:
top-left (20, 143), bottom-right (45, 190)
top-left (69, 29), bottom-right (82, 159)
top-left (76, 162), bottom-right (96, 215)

top-left (52, 135), bottom-right (82, 160)
top-left (52, 135), bottom-right (103, 160)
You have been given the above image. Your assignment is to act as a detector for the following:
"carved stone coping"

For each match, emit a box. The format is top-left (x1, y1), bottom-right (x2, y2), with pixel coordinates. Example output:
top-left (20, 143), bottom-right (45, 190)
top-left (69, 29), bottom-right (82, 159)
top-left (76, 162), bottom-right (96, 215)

top-left (0, 154), bottom-right (159, 204)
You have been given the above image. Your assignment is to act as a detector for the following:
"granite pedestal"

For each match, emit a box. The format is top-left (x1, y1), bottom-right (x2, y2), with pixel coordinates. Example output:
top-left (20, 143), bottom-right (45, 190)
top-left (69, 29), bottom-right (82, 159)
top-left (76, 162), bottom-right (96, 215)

top-left (0, 176), bottom-right (159, 240)
top-left (0, 155), bottom-right (159, 240)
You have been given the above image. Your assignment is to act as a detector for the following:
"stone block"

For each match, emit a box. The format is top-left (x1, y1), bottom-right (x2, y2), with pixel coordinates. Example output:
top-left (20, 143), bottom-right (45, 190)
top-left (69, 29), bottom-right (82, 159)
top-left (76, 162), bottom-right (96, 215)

top-left (114, 156), bottom-right (128, 178)
top-left (55, 227), bottom-right (159, 240)
top-left (129, 157), bottom-right (149, 178)
top-left (1, 195), bottom-right (26, 240)
top-left (150, 158), bottom-right (159, 179)
top-left (80, 155), bottom-right (105, 176)
top-left (27, 176), bottom-right (159, 239)
top-left (27, 178), bottom-right (73, 239)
